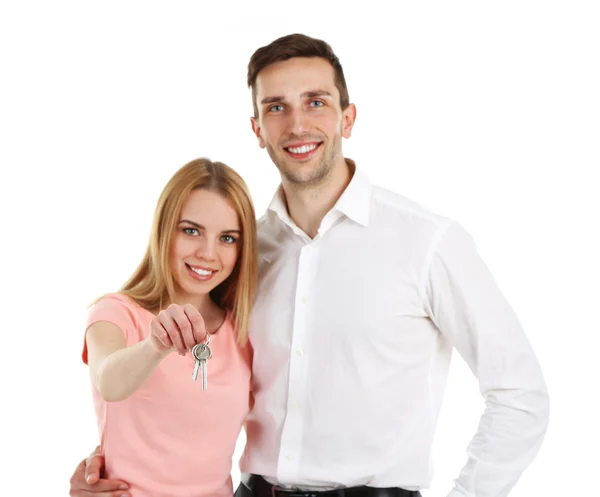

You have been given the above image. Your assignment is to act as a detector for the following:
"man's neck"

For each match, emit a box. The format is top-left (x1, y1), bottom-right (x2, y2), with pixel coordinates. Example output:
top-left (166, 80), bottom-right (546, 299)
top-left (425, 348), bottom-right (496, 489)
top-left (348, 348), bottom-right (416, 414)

top-left (282, 158), bottom-right (353, 239)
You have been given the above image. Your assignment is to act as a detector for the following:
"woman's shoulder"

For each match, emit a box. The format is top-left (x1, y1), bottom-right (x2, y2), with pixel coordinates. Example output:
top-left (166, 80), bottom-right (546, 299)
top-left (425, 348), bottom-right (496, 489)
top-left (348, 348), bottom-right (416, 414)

top-left (223, 311), bottom-right (253, 360)
top-left (90, 293), bottom-right (151, 321)
top-left (221, 309), bottom-right (240, 336)
top-left (94, 292), bottom-right (139, 309)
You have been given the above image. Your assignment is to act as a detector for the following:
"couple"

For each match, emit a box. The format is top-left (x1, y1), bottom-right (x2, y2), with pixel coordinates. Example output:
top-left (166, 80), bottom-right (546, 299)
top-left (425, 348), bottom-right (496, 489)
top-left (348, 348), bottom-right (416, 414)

top-left (71, 34), bottom-right (549, 497)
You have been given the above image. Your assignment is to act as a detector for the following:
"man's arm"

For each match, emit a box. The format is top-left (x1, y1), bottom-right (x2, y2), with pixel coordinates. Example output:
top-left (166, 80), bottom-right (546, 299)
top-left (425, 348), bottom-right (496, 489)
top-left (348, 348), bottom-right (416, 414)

top-left (424, 222), bottom-right (550, 497)
top-left (69, 447), bottom-right (130, 497)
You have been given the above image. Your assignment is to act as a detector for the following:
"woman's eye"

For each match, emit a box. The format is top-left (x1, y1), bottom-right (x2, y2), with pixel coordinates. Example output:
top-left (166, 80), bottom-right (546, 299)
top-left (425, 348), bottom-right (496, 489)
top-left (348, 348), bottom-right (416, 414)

top-left (221, 235), bottom-right (237, 244)
top-left (183, 227), bottom-right (199, 236)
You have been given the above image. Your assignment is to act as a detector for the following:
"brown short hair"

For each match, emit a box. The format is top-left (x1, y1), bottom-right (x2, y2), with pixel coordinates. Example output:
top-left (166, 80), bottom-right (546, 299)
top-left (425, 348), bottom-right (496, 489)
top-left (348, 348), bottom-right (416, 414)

top-left (247, 33), bottom-right (350, 117)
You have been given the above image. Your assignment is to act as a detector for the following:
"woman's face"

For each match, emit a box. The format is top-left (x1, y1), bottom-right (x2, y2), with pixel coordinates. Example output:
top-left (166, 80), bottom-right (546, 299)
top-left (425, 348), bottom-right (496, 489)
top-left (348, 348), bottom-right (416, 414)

top-left (170, 189), bottom-right (241, 301)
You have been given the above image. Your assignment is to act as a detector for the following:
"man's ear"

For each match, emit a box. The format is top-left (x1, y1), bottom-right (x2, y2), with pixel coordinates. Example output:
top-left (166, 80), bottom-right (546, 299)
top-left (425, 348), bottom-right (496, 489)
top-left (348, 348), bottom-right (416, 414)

top-left (251, 117), bottom-right (266, 149)
top-left (341, 103), bottom-right (357, 139)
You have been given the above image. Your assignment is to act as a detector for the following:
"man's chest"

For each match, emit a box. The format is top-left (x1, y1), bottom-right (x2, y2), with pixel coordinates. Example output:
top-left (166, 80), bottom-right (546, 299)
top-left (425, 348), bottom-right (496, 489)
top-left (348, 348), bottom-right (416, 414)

top-left (251, 230), bottom-right (433, 356)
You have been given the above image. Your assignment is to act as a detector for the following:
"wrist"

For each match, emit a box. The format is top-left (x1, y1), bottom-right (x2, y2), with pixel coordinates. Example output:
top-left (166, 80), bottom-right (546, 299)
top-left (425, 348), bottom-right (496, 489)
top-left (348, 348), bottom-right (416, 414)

top-left (144, 336), bottom-right (172, 360)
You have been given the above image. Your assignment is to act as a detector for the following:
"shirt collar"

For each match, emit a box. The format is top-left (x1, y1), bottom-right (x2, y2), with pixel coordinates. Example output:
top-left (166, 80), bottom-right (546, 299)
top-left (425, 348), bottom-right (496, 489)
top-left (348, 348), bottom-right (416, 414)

top-left (267, 158), bottom-right (372, 230)
top-left (332, 159), bottom-right (371, 227)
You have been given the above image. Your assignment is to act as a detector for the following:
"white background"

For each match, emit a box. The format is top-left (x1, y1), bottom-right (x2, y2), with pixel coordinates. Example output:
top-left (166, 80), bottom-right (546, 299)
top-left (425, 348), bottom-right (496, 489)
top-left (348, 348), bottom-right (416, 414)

top-left (1, 1), bottom-right (599, 495)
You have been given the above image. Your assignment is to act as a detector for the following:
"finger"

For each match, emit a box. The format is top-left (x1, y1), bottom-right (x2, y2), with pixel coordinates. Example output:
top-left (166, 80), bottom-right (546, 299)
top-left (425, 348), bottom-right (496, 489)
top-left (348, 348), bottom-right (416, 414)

top-left (183, 304), bottom-right (207, 344)
top-left (84, 453), bottom-right (103, 484)
top-left (149, 318), bottom-right (173, 349)
top-left (72, 457), bottom-right (130, 495)
top-left (81, 478), bottom-right (130, 493)
top-left (70, 458), bottom-right (90, 488)
top-left (158, 311), bottom-right (186, 355)
top-left (170, 305), bottom-right (196, 351)
top-left (72, 489), bottom-right (131, 497)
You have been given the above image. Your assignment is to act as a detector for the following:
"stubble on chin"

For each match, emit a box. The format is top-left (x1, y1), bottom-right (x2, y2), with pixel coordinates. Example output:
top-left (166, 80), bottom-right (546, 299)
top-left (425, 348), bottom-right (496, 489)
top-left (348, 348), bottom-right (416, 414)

top-left (267, 137), bottom-right (339, 190)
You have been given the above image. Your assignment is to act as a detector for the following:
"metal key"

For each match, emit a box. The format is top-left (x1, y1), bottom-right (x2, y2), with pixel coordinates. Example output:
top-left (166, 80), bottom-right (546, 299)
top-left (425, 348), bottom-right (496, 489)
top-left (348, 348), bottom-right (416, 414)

top-left (191, 344), bottom-right (204, 382)
top-left (192, 342), bottom-right (212, 390)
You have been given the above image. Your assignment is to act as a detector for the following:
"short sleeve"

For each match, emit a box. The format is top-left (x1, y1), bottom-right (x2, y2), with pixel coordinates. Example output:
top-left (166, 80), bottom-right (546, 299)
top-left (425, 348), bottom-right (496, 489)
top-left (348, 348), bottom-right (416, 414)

top-left (81, 294), bottom-right (137, 364)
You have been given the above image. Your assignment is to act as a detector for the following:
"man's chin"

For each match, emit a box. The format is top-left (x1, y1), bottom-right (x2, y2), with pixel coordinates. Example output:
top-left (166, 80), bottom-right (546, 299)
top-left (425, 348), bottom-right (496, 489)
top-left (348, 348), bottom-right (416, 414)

top-left (281, 165), bottom-right (331, 187)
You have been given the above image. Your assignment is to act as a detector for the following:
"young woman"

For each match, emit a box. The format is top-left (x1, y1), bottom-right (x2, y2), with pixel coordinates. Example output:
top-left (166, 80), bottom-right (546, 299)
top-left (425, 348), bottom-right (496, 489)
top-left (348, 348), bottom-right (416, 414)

top-left (82, 158), bottom-right (257, 497)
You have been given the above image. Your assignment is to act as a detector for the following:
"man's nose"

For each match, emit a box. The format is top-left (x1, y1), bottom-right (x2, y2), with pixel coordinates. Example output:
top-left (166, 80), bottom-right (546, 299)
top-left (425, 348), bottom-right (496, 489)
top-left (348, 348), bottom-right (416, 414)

top-left (287, 108), bottom-right (311, 136)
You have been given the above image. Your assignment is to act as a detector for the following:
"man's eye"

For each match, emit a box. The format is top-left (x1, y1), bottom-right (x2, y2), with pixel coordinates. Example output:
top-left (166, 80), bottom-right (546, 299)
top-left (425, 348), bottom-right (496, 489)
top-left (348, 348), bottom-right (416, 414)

top-left (183, 227), bottom-right (199, 236)
top-left (310, 100), bottom-right (324, 107)
top-left (269, 104), bottom-right (284, 112)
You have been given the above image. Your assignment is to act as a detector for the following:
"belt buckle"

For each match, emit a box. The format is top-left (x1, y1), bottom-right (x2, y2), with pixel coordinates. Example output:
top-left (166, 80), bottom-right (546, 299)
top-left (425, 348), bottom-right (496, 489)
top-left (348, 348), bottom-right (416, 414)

top-left (271, 486), bottom-right (295, 496)
top-left (272, 486), bottom-right (320, 497)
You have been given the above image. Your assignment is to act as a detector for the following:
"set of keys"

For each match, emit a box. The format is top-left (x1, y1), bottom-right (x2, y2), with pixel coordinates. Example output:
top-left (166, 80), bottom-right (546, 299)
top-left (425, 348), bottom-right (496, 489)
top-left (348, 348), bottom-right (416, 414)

top-left (191, 332), bottom-right (212, 390)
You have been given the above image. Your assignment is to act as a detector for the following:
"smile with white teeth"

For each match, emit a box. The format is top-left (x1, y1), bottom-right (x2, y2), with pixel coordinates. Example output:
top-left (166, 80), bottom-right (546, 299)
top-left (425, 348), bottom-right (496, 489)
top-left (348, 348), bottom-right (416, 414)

top-left (287, 143), bottom-right (318, 154)
top-left (189, 266), bottom-right (213, 276)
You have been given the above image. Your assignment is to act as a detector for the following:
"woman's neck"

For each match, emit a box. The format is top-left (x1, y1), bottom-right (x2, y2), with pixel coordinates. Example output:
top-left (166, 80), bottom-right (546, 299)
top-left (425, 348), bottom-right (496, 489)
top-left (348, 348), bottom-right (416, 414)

top-left (171, 292), bottom-right (221, 318)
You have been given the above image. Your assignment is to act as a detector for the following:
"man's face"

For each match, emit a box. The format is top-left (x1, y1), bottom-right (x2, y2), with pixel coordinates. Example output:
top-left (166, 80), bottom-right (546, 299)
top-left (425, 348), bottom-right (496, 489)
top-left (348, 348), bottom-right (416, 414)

top-left (251, 57), bottom-right (356, 188)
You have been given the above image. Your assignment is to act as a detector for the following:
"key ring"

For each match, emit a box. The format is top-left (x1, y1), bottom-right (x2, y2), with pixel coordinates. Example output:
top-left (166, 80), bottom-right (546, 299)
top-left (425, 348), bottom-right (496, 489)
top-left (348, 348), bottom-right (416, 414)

top-left (189, 332), bottom-right (211, 353)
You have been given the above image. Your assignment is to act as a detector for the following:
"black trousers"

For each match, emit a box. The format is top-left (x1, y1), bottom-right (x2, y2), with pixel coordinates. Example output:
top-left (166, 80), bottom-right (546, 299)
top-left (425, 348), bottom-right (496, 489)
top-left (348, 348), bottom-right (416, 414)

top-left (234, 475), bottom-right (421, 497)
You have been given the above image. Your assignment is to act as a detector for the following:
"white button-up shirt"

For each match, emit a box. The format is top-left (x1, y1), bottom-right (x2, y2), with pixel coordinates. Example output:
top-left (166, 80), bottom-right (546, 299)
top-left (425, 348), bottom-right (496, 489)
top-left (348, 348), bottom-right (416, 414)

top-left (241, 162), bottom-right (549, 497)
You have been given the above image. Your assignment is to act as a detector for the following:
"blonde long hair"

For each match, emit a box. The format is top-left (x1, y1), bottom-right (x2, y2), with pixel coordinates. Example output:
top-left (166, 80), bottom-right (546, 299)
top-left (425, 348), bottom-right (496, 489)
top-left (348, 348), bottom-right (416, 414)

top-left (116, 158), bottom-right (257, 344)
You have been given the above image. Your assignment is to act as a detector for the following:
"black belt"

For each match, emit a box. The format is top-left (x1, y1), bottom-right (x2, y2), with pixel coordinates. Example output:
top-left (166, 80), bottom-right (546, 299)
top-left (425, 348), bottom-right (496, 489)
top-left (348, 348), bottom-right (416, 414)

top-left (246, 475), bottom-right (421, 497)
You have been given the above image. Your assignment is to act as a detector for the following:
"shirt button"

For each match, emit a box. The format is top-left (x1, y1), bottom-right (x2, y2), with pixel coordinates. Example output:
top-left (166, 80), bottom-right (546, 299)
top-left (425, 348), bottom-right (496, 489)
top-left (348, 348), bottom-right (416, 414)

top-left (305, 245), bottom-right (313, 252)
top-left (290, 400), bottom-right (299, 409)
top-left (286, 455), bottom-right (294, 462)
top-left (300, 296), bottom-right (307, 304)
top-left (296, 348), bottom-right (304, 356)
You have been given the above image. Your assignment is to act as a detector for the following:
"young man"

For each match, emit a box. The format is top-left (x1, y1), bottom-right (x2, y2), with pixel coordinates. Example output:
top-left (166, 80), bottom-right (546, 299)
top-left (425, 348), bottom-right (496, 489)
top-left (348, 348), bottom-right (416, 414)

top-left (70, 34), bottom-right (549, 497)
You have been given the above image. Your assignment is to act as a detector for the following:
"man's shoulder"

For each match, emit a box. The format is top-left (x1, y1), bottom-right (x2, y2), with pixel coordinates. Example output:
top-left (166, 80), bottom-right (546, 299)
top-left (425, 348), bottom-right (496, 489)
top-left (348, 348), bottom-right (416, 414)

top-left (256, 211), bottom-right (278, 247)
top-left (256, 211), bottom-right (270, 228)
top-left (256, 212), bottom-right (272, 238)
top-left (370, 183), bottom-right (452, 229)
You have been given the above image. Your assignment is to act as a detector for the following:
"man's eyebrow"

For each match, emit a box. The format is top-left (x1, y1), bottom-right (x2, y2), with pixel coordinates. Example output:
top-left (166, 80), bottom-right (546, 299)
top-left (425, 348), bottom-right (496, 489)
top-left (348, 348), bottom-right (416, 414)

top-left (261, 96), bottom-right (284, 105)
top-left (179, 220), bottom-right (241, 234)
top-left (260, 90), bottom-right (333, 105)
top-left (302, 90), bottom-right (333, 98)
